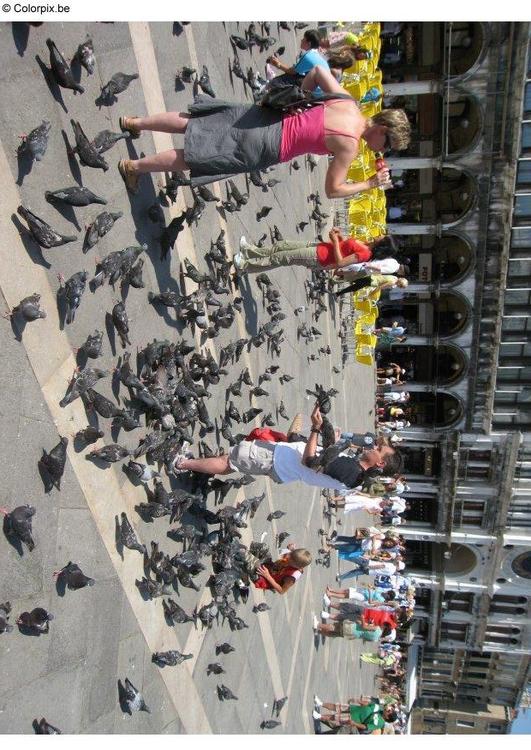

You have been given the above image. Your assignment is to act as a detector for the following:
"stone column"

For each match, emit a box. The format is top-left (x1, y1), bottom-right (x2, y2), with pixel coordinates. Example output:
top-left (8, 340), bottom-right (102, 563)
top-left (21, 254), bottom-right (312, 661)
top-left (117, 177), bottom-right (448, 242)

top-left (383, 80), bottom-right (442, 96)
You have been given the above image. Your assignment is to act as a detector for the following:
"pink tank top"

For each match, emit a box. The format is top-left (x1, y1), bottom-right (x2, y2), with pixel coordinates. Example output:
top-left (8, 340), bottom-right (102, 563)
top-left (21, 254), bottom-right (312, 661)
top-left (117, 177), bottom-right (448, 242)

top-left (279, 101), bottom-right (359, 163)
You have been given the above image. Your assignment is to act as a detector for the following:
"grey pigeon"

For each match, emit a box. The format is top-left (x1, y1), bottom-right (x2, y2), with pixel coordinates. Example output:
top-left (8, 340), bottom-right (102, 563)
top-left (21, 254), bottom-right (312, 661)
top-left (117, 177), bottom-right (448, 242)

top-left (46, 187), bottom-right (106, 207)
top-left (0, 602), bottom-right (13, 634)
top-left (90, 129), bottom-right (127, 154)
top-left (46, 38), bottom-right (84, 93)
top-left (77, 330), bottom-right (103, 359)
top-left (101, 72), bottom-right (139, 101)
top-left (17, 206), bottom-right (77, 248)
top-left (17, 607), bottom-right (53, 634)
top-left (39, 436), bottom-right (68, 491)
top-left (124, 460), bottom-right (160, 483)
top-left (261, 720), bottom-right (281, 729)
top-left (198, 65), bottom-right (215, 97)
top-left (83, 211), bottom-right (122, 252)
top-left (58, 270), bottom-right (88, 324)
top-left (152, 650), bottom-right (193, 667)
top-left (1, 505), bottom-right (36, 551)
top-left (162, 598), bottom-right (195, 625)
top-left (159, 211), bottom-right (186, 260)
top-left (33, 718), bottom-right (61, 734)
top-left (112, 301), bottom-right (131, 348)
top-left (206, 663), bottom-right (225, 676)
top-left (85, 388), bottom-right (121, 419)
top-left (267, 510), bottom-right (286, 521)
top-left (70, 120), bottom-right (109, 171)
top-left (75, 36), bottom-right (95, 74)
top-left (74, 425), bottom-right (104, 445)
top-left (118, 677), bottom-right (150, 714)
top-left (19, 120), bottom-right (51, 161)
top-left (252, 603), bottom-right (270, 613)
top-left (7, 292), bottom-right (46, 322)
top-left (273, 696), bottom-right (288, 716)
top-left (217, 684), bottom-right (238, 701)
top-left (215, 642), bottom-right (235, 656)
top-left (53, 561), bottom-right (94, 589)
top-left (59, 368), bottom-right (107, 407)
top-left (256, 206), bottom-right (272, 220)
top-left (118, 512), bottom-right (146, 554)
top-left (87, 444), bottom-right (129, 463)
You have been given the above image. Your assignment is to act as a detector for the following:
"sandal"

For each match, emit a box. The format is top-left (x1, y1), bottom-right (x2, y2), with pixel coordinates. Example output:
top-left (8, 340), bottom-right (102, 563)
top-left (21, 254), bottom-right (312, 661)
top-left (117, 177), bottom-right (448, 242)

top-left (118, 159), bottom-right (139, 194)
top-left (119, 115), bottom-right (141, 139)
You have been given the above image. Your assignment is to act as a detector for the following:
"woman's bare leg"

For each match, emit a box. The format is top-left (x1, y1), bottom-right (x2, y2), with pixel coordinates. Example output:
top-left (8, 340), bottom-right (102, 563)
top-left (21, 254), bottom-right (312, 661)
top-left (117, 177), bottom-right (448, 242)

top-left (131, 112), bottom-right (191, 134)
top-left (178, 454), bottom-right (232, 475)
top-left (129, 148), bottom-right (190, 175)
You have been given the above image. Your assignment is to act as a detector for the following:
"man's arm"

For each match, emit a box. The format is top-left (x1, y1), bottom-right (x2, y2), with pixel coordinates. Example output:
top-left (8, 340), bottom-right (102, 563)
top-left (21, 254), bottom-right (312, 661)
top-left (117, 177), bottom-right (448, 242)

top-left (302, 402), bottom-right (323, 465)
top-left (268, 55), bottom-right (297, 75)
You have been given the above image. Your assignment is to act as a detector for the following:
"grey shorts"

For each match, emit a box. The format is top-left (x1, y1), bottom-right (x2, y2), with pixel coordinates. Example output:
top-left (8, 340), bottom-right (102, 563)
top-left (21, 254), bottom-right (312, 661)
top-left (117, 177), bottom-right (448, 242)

top-left (228, 440), bottom-right (282, 483)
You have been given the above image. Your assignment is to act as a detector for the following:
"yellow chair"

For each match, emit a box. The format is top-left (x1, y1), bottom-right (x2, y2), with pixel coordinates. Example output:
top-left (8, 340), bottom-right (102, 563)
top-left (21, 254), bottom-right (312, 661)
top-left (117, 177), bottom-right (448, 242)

top-left (357, 333), bottom-right (378, 348)
top-left (355, 347), bottom-right (375, 367)
top-left (369, 69), bottom-right (383, 88)
top-left (354, 298), bottom-right (378, 314)
top-left (365, 287), bottom-right (382, 302)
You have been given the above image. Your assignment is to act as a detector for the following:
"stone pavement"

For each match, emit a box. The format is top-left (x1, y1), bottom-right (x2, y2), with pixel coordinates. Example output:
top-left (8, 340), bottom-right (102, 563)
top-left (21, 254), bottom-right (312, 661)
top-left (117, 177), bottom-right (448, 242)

top-left (0, 22), bottom-right (376, 734)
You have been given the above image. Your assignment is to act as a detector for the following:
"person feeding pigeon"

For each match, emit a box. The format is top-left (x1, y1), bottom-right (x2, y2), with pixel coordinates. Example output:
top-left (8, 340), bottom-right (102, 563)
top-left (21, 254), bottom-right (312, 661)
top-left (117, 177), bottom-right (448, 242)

top-left (172, 403), bottom-right (402, 491)
top-left (233, 227), bottom-right (376, 274)
top-left (117, 65), bottom-right (410, 195)
top-left (244, 542), bottom-right (312, 594)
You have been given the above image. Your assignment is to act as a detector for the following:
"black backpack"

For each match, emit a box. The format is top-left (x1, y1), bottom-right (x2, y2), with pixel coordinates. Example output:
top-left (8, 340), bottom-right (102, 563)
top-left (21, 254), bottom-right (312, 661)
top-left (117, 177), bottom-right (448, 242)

top-left (260, 74), bottom-right (354, 113)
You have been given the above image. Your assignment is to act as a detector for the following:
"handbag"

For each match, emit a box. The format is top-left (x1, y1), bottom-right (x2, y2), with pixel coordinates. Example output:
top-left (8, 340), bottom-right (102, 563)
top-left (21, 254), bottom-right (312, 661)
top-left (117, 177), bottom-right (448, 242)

top-left (260, 76), bottom-right (354, 113)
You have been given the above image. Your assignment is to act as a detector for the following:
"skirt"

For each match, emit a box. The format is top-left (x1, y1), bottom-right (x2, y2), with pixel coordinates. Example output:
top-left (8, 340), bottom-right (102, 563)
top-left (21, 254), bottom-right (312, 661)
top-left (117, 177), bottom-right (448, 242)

top-left (184, 96), bottom-right (283, 186)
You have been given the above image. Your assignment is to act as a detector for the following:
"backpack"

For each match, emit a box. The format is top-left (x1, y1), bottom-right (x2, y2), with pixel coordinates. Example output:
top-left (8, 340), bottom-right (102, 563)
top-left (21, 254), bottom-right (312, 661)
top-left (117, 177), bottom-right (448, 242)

top-left (260, 75), bottom-right (354, 113)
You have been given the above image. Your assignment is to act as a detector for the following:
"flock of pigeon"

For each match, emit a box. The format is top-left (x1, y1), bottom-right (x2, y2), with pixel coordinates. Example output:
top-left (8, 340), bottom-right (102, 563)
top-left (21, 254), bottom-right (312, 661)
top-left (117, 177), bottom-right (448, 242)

top-left (1, 21), bottom-right (342, 733)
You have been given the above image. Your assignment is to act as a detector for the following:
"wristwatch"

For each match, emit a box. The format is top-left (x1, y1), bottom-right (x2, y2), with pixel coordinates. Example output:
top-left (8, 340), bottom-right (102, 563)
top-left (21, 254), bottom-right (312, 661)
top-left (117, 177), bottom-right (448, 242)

top-left (310, 427), bottom-right (321, 434)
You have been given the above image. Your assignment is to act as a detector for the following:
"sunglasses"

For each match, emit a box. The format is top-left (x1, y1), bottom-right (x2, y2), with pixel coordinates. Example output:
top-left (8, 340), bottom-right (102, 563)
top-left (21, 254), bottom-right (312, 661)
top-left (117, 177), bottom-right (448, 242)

top-left (382, 132), bottom-right (392, 154)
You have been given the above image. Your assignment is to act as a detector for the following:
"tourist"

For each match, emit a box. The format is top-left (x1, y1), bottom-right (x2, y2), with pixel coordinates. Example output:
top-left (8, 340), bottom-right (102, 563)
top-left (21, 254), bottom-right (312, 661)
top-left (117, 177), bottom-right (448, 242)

top-left (335, 273), bottom-right (409, 297)
top-left (117, 66), bottom-right (410, 196)
top-left (247, 543), bottom-right (312, 595)
top-left (313, 695), bottom-right (398, 734)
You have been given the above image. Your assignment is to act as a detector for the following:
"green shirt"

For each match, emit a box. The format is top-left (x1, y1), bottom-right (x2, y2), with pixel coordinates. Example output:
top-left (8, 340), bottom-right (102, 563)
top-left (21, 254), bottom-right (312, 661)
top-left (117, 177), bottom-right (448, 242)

top-left (349, 703), bottom-right (385, 731)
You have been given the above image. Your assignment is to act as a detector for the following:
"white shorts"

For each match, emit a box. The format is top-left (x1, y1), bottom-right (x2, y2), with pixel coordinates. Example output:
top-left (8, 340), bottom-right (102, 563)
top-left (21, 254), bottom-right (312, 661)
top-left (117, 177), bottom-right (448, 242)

top-left (348, 589), bottom-right (365, 601)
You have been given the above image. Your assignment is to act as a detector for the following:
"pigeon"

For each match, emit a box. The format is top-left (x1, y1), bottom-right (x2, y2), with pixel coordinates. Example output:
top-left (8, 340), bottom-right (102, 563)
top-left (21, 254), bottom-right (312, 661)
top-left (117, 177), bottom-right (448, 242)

top-left (83, 211), bottom-right (122, 252)
top-left (273, 696), bottom-right (288, 716)
top-left (217, 684), bottom-right (238, 701)
top-left (6, 293), bottom-right (46, 322)
top-left (0, 602), bottom-right (13, 634)
top-left (251, 386), bottom-right (269, 397)
top-left (252, 603), bottom-right (270, 613)
top-left (100, 72), bottom-right (139, 102)
top-left (118, 512), bottom-right (146, 554)
top-left (70, 119), bottom-right (109, 171)
top-left (197, 184), bottom-right (219, 202)
top-left (46, 38), bottom-right (84, 93)
top-left (136, 575), bottom-right (171, 598)
top-left (87, 444), bottom-right (129, 463)
top-left (112, 301), bottom-right (131, 348)
top-left (152, 650), bottom-right (193, 667)
top-left (307, 154), bottom-right (318, 170)
top-left (243, 407), bottom-right (263, 423)
top-left (162, 598), bottom-right (195, 625)
top-left (256, 206), bottom-right (272, 220)
top-left (75, 36), bottom-right (95, 74)
top-left (19, 120), bottom-right (51, 162)
top-left (267, 510), bottom-right (286, 521)
top-left (16, 607), bottom-right (53, 633)
top-left (276, 46), bottom-right (285, 56)
top-left (255, 273), bottom-right (273, 289)
top-left (59, 368), bottom-right (107, 407)
top-left (206, 663), bottom-right (225, 676)
top-left (39, 436), bottom-right (68, 491)
top-left (46, 187), bottom-right (106, 207)
top-left (297, 221), bottom-right (309, 232)
top-left (124, 460), bottom-right (160, 483)
top-left (53, 561), bottom-right (95, 589)
top-left (261, 720), bottom-right (281, 729)
top-left (77, 330), bottom-right (103, 359)
top-left (17, 206), bottom-right (77, 248)
top-left (1, 505), bottom-right (36, 551)
top-left (230, 35), bottom-right (253, 51)
top-left (58, 271), bottom-right (88, 325)
top-left (276, 531), bottom-right (290, 547)
top-left (74, 425), bottom-right (104, 445)
top-left (279, 22), bottom-right (291, 31)
top-left (227, 179), bottom-right (248, 207)
top-left (272, 225), bottom-right (284, 242)
top-left (178, 66), bottom-right (196, 83)
top-left (231, 55), bottom-right (246, 81)
top-left (256, 233), bottom-right (268, 248)
top-left (90, 129), bottom-right (127, 154)
top-left (215, 642), bottom-right (235, 656)
top-left (33, 718), bottom-right (61, 734)
top-left (85, 388), bottom-right (121, 419)
top-left (291, 160), bottom-right (300, 171)
top-left (198, 65), bottom-right (216, 97)
top-left (118, 678), bottom-right (150, 714)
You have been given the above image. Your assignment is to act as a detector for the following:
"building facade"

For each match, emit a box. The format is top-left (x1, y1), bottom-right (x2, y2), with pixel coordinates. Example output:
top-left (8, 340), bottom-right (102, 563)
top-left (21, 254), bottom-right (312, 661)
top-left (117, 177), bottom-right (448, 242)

top-left (369, 21), bottom-right (531, 732)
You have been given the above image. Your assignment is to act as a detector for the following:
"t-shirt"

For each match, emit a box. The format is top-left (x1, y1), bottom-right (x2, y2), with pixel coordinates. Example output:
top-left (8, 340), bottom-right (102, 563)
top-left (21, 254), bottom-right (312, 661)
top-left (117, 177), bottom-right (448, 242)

top-left (349, 703), bottom-right (386, 732)
top-left (384, 392), bottom-right (408, 402)
top-left (272, 442), bottom-right (347, 490)
top-left (316, 238), bottom-right (372, 267)
top-left (294, 49), bottom-right (330, 76)
top-left (371, 274), bottom-right (397, 288)
top-left (359, 588), bottom-right (386, 604)
top-left (322, 454), bottom-right (365, 488)
top-left (343, 258), bottom-right (400, 275)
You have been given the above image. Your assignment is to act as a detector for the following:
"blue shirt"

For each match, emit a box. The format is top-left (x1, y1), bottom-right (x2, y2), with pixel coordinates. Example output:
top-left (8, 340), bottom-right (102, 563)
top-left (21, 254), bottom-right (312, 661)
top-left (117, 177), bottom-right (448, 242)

top-left (294, 49), bottom-right (329, 76)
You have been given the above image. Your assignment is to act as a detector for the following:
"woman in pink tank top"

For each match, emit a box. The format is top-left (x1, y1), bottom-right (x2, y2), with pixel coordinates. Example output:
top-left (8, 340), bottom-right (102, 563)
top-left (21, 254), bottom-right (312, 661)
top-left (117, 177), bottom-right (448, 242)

top-left (117, 66), bottom-right (411, 200)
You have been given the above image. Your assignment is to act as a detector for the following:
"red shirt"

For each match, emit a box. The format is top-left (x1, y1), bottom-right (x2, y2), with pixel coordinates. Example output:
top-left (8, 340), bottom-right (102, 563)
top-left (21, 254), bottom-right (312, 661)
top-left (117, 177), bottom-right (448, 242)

top-left (316, 238), bottom-right (372, 267)
top-left (362, 608), bottom-right (397, 628)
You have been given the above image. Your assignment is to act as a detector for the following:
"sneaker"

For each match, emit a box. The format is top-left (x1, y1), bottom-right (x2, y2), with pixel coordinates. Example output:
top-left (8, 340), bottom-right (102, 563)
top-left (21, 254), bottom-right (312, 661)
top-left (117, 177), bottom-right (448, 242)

top-left (314, 694), bottom-right (323, 708)
top-left (119, 115), bottom-right (141, 139)
top-left (118, 159), bottom-right (139, 194)
top-left (312, 710), bottom-right (321, 721)
top-left (287, 413), bottom-right (303, 439)
top-left (260, 531), bottom-right (268, 543)
top-left (321, 611), bottom-right (330, 620)
top-left (239, 235), bottom-right (253, 252)
top-left (322, 593), bottom-right (331, 608)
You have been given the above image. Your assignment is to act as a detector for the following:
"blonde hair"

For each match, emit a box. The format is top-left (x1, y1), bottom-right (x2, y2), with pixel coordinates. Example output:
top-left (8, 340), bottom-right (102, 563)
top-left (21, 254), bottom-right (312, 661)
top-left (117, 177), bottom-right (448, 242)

top-left (327, 48), bottom-right (355, 71)
top-left (372, 109), bottom-right (411, 151)
top-left (290, 548), bottom-right (312, 568)
top-left (397, 278), bottom-right (409, 288)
